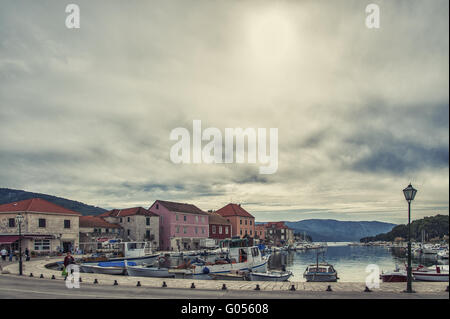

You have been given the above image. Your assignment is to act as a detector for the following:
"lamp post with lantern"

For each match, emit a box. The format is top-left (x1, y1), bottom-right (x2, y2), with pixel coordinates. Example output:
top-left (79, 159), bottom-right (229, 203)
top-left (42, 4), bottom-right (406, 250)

top-left (403, 183), bottom-right (417, 293)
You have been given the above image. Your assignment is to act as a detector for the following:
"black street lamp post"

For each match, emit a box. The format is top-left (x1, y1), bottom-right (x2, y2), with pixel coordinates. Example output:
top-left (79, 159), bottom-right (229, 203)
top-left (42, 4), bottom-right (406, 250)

top-left (15, 213), bottom-right (24, 276)
top-left (403, 183), bottom-right (417, 293)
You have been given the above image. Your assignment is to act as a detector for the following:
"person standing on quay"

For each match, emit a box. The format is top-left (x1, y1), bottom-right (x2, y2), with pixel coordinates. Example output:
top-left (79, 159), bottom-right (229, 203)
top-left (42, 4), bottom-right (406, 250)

top-left (1, 248), bottom-right (7, 261)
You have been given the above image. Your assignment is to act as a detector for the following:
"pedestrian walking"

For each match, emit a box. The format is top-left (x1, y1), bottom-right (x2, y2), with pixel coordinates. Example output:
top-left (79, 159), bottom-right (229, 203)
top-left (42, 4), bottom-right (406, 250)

top-left (1, 248), bottom-right (7, 261)
top-left (25, 248), bottom-right (30, 261)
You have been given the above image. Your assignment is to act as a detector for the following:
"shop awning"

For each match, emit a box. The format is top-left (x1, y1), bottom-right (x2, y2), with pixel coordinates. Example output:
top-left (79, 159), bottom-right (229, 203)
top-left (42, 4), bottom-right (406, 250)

top-left (22, 235), bottom-right (54, 240)
top-left (0, 235), bottom-right (20, 244)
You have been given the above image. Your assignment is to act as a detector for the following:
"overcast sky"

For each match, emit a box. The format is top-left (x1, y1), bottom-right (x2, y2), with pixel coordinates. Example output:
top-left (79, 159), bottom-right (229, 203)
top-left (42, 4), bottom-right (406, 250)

top-left (0, 0), bottom-right (448, 224)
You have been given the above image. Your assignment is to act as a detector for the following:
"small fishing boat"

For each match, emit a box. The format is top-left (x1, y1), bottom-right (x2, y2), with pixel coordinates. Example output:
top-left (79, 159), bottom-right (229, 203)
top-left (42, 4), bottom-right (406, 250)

top-left (303, 263), bottom-right (338, 282)
top-left (412, 265), bottom-right (449, 282)
top-left (380, 265), bottom-right (407, 282)
top-left (209, 270), bottom-right (248, 281)
top-left (126, 265), bottom-right (174, 278)
top-left (248, 270), bottom-right (293, 282)
top-left (85, 261), bottom-right (137, 275)
top-left (303, 250), bottom-right (338, 282)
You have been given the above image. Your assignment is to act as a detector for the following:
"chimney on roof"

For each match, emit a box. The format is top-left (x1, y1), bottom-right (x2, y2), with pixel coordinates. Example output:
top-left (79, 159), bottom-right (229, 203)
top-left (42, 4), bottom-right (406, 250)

top-left (238, 204), bottom-right (241, 207)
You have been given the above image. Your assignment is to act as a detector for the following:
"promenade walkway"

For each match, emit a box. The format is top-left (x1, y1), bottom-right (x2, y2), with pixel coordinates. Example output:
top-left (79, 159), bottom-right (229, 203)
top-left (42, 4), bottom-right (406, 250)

top-left (2, 257), bottom-right (448, 295)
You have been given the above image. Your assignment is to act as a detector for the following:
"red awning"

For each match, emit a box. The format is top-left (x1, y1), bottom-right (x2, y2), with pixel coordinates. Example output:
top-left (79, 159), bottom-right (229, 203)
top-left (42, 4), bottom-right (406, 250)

top-left (0, 235), bottom-right (20, 244)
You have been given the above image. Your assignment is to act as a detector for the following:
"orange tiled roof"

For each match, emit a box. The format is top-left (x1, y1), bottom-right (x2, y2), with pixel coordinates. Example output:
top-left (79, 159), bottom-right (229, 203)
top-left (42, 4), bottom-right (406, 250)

top-left (100, 207), bottom-right (158, 218)
top-left (79, 216), bottom-right (121, 228)
top-left (215, 203), bottom-right (254, 218)
top-left (0, 198), bottom-right (81, 216)
top-left (154, 200), bottom-right (209, 216)
top-left (206, 211), bottom-right (231, 225)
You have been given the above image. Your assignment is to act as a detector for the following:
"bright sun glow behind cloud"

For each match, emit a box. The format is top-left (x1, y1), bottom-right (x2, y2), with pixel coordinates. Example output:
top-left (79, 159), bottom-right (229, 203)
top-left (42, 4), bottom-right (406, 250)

top-left (245, 6), bottom-right (298, 68)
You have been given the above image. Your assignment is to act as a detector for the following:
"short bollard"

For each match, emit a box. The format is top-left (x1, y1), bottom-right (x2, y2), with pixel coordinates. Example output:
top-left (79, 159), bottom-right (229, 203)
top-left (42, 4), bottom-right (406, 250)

top-left (326, 285), bottom-right (332, 292)
top-left (290, 284), bottom-right (296, 291)
top-left (94, 279), bottom-right (98, 284)
top-left (51, 275), bottom-right (55, 280)
top-left (191, 282), bottom-right (196, 289)
top-left (137, 281), bottom-right (141, 287)
top-left (113, 280), bottom-right (118, 286)
top-left (40, 274), bottom-right (44, 278)
top-left (364, 286), bottom-right (372, 292)
top-left (79, 277), bottom-right (82, 283)
top-left (222, 284), bottom-right (227, 290)
top-left (162, 281), bottom-right (167, 288)
top-left (29, 273), bottom-right (33, 277)
top-left (255, 284), bottom-right (260, 291)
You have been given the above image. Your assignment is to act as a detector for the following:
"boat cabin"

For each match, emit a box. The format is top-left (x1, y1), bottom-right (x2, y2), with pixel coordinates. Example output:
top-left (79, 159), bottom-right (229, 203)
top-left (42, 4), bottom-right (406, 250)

top-left (219, 238), bottom-right (262, 265)
top-left (118, 242), bottom-right (152, 258)
top-left (305, 264), bottom-right (336, 273)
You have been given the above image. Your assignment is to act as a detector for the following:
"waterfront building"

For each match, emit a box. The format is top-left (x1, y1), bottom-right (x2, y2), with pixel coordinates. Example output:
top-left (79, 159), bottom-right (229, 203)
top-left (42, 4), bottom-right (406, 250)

top-left (0, 198), bottom-right (80, 254)
top-left (264, 221), bottom-right (294, 247)
top-left (215, 203), bottom-right (255, 239)
top-left (254, 224), bottom-right (266, 243)
top-left (79, 216), bottom-right (123, 253)
top-left (206, 210), bottom-right (232, 244)
top-left (148, 200), bottom-right (209, 251)
top-left (99, 207), bottom-right (159, 250)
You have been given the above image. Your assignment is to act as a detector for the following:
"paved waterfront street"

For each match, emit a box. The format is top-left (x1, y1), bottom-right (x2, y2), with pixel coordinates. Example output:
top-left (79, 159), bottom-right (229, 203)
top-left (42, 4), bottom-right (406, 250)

top-left (0, 275), bottom-right (448, 299)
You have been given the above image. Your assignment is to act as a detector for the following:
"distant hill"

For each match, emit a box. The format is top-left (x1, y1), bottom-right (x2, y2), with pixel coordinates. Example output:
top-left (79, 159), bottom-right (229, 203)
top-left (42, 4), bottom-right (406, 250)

top-left (0, 188), bottom-right (107, 216)
top-left (283, 219), bottom-right (396, 242)
top-left (360, 214), bottom-right (449, 242)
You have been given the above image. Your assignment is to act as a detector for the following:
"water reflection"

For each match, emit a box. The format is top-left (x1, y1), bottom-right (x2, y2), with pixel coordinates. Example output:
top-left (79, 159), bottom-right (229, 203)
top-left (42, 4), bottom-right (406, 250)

top-left (268, 244), bottom-right (448, 282)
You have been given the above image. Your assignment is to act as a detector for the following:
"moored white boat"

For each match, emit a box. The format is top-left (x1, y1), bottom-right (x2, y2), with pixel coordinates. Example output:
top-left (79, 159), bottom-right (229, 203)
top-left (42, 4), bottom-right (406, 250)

top-left (126, 265), bottom-right (174, 278)
top-left (248, 270), bottom-right (293, 282)
top-left (412, 265), bottom-right (449, 282)
top-left (84, 261), bottom-right (137, 275)
top-left (168, 238), bottom-right (268, 277)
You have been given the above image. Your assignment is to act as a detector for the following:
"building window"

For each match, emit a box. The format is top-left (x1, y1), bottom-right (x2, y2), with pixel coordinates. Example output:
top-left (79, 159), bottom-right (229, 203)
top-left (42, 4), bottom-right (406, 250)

top-left (64, 220), bottom-right (70, 229)
top-left (201, 227), bottom-right (205, 234)
top-left (176, 214), bottom-right (179, 221)
top-left (127, 229), bottom-right (130, 236)
top-left (225, 227), bottom-right (229, 235)
top-left (240, 219), bottom-right (242, 225)
top-left (176, 226), bottom-right (180, 233)
top-left (219, 226), bottom-right (222, 234)
top-left (146, 230), bottom-right (150, 239)
top-left (195, 216), bottom-right (199, 223)
top-left (183, 227), bottom-right (187, 234)
top-left (201, 217), bottom-right (205, 223)
top-left (38, 218), bottom-right (46, 228)
top-left (245, 230), bottom-right (248, 235)
top-left (8, 218), bottom-right (15, 228)
top-left (34, 239), bottom-right (50, 251)
top-left (240, 229), bottom-right (242, 235)
top-left (183, 215), bottom-right (187, 222)
top-left (250, 230), bottom-right (252, 235)
top-left (146, 217), bottom-right (150, 226)
top-left (212, 225), bottom-right (216, 234)
top-left (105, 228), bottom-right (109, 233)
top-left (120, 218), bottom-right (123, 223)
top-left (195, 227), bottom-right (198, 234)
top-left (127, 217), bottom-right (131, 222)
top-left (250, 220), bottom-right (252, 225)
top-left (245, 220), bottom-right (247, 225)
top-left (156, 204), bottom-right (159, 209)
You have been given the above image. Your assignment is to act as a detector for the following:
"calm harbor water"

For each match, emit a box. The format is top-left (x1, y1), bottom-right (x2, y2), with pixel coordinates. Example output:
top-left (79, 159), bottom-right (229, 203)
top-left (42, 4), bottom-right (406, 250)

top-left (268, 242), bottom-right (449, 283)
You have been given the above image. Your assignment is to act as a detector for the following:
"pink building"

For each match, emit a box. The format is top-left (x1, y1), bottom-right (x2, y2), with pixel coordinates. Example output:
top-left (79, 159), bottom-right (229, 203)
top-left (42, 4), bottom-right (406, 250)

top-left (148, 200), bottom-right (209, 251)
